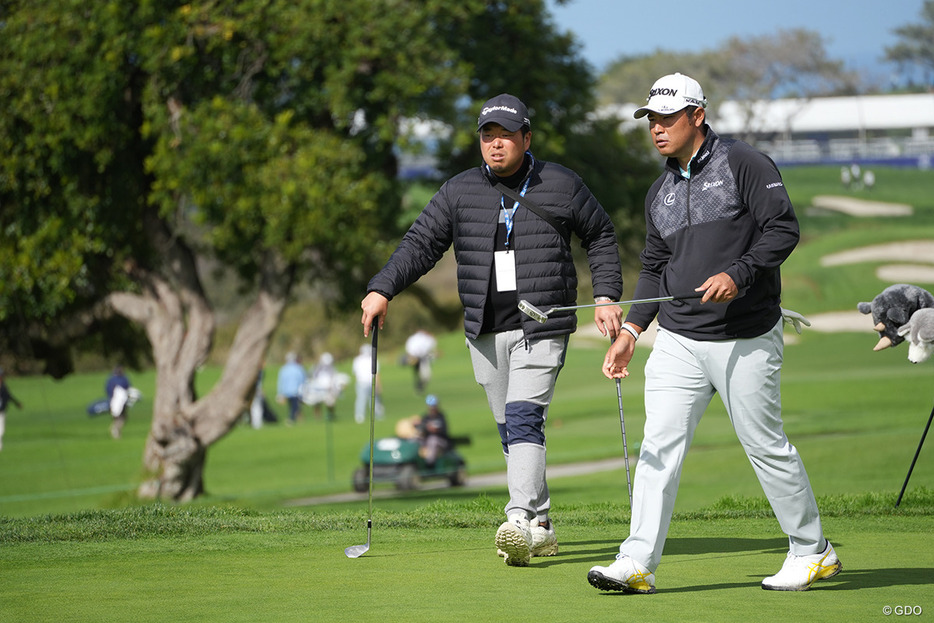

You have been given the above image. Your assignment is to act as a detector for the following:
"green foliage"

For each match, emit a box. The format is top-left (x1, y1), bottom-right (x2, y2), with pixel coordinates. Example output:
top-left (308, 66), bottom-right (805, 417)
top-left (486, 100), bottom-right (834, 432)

top-left (428, 1), bottom-right (599, 176)
top-left (0, 0), bottom-right (623, 375)
top-left (0, 0), bottom-right (468, 360)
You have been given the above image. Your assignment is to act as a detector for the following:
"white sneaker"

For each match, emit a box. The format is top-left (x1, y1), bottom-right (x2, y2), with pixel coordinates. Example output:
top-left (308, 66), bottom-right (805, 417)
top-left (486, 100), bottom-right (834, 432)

top-left (761, 541), bottom-right (842, 591)
top-left (495, 515), bottom-right (532, 567)
top-left (588, 554), bottom-right (656, 594)
top-left (529, 518), bottom-right (558, 557)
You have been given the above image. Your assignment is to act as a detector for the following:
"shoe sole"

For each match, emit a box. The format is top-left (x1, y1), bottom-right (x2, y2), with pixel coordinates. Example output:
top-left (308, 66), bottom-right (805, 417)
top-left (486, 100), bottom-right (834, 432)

top-left (497, 539), bottom-right (558, 558)
top-left (531, 542), bottom-right (558, 557)
top-left (587, 570), bottom-right (656, 594)
top-left (761, 561), bottom-right (843, 591)
top-left (495, 523), bottom-right (530, 567)
top-left (497, 546), bottom-right (558, 557)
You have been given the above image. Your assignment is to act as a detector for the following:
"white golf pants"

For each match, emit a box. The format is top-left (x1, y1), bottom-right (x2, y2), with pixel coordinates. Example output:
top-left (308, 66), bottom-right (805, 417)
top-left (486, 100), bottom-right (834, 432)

top-left (622, 320), bottom-right (825, 572)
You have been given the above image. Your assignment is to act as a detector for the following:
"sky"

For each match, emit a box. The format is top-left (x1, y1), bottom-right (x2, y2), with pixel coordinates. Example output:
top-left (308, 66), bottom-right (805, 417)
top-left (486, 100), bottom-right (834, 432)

top-left (546, 0), bottom-right (926, 82)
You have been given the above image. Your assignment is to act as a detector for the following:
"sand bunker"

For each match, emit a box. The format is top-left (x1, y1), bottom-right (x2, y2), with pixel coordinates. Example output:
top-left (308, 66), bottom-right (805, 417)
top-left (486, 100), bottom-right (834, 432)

top-left (811, 195), bottom-right (912, 217)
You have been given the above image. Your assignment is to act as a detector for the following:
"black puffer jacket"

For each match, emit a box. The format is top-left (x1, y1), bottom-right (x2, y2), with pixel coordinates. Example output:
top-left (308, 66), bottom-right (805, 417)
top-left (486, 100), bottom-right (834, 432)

top-left (367, 156), bottom-right (622, 340)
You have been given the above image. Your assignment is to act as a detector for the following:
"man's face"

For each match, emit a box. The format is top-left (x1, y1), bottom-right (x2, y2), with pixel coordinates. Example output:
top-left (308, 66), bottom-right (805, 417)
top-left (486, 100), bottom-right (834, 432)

top-left (479, 123), bottom-right (531, 176)
top-left (647, 108), bottom-right (702, 164)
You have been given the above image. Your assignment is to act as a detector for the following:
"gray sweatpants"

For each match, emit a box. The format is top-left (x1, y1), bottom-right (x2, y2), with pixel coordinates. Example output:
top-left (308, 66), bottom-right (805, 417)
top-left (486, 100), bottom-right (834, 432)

top-left (467, 330), bottom-right (568, 522)
top-left (622, 320), bottom-right (826, 572)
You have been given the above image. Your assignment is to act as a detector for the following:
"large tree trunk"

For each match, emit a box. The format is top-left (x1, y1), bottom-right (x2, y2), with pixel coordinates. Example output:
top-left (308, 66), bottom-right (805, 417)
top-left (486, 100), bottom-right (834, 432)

top-left (109, 208), bottom-right (292, 500)
top-left (111, 270), bottom-right (288, 501)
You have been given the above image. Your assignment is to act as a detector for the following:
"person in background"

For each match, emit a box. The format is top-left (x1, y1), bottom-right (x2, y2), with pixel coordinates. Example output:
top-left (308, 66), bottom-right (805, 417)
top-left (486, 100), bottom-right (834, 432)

top-left (361, 93), bottom-right (622, 567)
top-left (404, 329), bottom-right (438, 393)
top-left (305, 352), bottom-right (344, 421)
top-left (249, 363), bottom-right (278, 428)
top-left (0, 367), bottom-right (23, 451)
top-left (106, 366), bottom-right (132, 439)
top-left (276, 352), bottom-right (306, 425)
top-left (588, 73), bottom-right (840, 595)
top-left (418, 394), bottom-right (449, 467)
top-left (352, 344), bottom-right (384, 424)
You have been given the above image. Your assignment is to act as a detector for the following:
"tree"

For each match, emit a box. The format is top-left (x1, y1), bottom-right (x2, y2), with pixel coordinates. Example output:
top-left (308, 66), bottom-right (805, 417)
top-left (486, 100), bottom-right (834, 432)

top-left (1, 0), bottom-right (633, 502)
top-left (428, 2), bottom-right (598, 178)
top-left (0, 0), bottom-right (466, 500)
top-left (884, 0), bottom-right (934, 89)
top-left (598, 30), bottom-right (860, 106)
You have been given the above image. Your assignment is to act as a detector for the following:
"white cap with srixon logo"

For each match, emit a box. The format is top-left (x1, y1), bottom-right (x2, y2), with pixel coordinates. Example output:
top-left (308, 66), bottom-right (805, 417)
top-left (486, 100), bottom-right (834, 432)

top-left (633, 73), bottom-right (707, 119)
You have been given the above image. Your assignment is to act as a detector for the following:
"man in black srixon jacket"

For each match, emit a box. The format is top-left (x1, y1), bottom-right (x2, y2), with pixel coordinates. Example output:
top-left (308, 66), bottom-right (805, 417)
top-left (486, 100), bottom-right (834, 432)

top-left (589, 73), bottom-right (841, 594)
top-left (361, 94), bottom-right (622, 567)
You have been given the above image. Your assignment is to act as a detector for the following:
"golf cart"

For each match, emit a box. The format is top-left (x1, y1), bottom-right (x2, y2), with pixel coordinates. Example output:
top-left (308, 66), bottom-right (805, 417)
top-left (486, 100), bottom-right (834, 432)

top-left (352, 435), bottom-right (469, 492)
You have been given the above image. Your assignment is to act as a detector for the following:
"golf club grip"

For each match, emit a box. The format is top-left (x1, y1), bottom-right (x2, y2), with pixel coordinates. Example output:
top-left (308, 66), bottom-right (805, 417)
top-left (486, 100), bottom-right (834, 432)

top-left (370, 321), bottom-right (379, 375)
top-left (673, 291), bottom-right (704, 301)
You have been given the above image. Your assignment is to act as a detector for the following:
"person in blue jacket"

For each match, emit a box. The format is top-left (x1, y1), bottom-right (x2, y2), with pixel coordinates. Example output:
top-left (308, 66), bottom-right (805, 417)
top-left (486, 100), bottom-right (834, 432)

top-left (276, 352), bottom-right (306, 424)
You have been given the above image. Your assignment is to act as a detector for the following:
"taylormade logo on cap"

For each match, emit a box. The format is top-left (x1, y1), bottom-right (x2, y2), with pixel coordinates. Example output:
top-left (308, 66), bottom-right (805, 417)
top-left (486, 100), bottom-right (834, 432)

top-left (477, 94), bottom-right (531, 132)
top-left (482, 104), bottom-right (519, 116)
top-left (633, 73), bottom-right (707, 119)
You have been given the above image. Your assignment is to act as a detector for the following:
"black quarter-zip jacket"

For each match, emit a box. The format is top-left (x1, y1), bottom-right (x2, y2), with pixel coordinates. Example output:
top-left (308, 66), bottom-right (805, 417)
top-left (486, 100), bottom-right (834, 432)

top-left (626, 126), bottom-right (800, 340)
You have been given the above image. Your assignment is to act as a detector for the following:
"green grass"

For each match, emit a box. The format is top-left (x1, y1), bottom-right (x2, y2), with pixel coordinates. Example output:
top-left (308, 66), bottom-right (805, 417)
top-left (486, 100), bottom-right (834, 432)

top-left (2, 497), bottom-right (933, 622)
top-left (2, 165), bottom-right (934, 621)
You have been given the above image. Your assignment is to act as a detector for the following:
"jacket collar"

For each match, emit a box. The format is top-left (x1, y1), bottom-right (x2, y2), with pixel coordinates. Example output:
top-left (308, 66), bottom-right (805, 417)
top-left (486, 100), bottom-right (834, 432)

top-left (483, 151), bottom-right (535, 189)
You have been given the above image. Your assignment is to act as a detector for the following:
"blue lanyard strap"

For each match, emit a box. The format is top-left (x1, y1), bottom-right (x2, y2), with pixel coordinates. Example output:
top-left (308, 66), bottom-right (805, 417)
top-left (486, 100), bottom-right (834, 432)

top-left (500, 154), bottom-right (534, 248)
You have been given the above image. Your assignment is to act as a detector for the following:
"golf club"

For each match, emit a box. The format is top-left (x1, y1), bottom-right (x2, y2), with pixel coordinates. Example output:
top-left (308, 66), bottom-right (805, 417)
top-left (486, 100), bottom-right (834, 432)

top-left (518, 292), bottom-right (704, 324)
top-left (345, 320), bottom-right (379, 559)
top-left (611, 336), bottom-right (633, 507)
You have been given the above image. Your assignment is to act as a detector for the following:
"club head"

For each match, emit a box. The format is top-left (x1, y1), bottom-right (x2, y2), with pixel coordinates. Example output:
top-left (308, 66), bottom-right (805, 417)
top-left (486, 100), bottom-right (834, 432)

top-left (518, 300), bottom-right (549, 324)
top-left (344, 543), bottom-right (369, 559)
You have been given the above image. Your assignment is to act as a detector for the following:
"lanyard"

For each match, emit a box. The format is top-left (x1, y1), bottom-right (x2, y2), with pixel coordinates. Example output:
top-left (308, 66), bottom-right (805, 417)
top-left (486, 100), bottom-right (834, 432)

top-left (500, 157), bottom-right (533, 249)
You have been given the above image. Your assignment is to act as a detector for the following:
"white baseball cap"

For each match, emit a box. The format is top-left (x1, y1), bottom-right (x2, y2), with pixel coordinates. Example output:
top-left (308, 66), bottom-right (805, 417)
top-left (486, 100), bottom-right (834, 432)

top-left (633, 73), bottom-right (707, 119)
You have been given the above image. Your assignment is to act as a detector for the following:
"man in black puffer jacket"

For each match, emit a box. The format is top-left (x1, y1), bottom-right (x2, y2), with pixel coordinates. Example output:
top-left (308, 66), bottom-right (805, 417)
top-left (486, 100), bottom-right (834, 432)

top-left (362, 94), bottom-right (622, 567)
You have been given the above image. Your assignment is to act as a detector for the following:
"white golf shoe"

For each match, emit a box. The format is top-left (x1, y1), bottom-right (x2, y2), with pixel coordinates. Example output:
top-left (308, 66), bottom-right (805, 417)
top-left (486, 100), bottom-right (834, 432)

top-left (761, 541), bottom-right (842, 591)
top-left (588, 554), bottom-right (656, 594)
top-left (529, 518), bottom-right (558, 557)
top-left (495, 515), bottom-right (532, 567)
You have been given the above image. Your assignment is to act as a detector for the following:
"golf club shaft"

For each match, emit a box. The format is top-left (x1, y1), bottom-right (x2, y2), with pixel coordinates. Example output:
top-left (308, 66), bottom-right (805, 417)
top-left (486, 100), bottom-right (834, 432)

top-left (610, 336), bottom-right (633, 507)
top-left (343, 321), bottom-right (380, 558)
top-left (549, 292), bottom-right (703, 314)
top-left (367, 321), bottom-right (378, 528)
top-left (615, 377), bottom-right (633, 507)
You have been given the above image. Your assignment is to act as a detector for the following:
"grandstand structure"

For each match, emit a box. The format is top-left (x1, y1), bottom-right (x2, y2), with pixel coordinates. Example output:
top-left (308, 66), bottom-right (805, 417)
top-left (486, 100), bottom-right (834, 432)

top-left (715, 93), bottom-right (934, 167)
top-left (613, 92), bottom-right (934, 168)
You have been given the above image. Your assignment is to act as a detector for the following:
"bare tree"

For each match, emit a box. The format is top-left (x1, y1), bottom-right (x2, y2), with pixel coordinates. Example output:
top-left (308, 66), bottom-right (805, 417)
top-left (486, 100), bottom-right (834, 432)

top-left (884, 0), bottom-right (934, 89)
